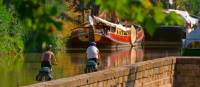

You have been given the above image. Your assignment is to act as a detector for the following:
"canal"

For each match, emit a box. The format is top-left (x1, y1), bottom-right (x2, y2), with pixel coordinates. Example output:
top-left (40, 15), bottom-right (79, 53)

top-left (0, 46), bottom-right (181, 87)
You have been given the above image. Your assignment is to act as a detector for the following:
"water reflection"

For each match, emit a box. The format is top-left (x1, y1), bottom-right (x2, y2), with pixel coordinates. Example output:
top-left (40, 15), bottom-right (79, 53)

top-left (0, 54), bottom-right (24, 87)
top-left (0, 46), bottom-right (181, 86)
top-left (102, 47), bottom-right (144, 69)
top-left (143, 47), bottom-right (181, 60)
top-left (22, 52), bottom-right (86, 86)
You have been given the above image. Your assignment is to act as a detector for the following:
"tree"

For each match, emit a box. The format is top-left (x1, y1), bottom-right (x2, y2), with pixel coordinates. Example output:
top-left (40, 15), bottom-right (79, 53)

top-left (90, 0), bottom-right (184, 35)
top-left (0, 0), bottom-right (24, 53)
top-left (176, 0), bottom-right (200, 16)
top-left (3, 0), bottom-right (66, 52)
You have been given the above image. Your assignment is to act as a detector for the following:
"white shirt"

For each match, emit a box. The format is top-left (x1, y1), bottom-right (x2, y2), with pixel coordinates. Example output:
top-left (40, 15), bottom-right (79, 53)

top-left (86, 46), bottom-right (99, 59)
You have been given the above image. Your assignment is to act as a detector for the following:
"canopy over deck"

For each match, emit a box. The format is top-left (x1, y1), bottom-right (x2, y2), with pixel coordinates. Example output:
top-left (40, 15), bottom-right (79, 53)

top-left (94, 16), bottom-right (131, 31)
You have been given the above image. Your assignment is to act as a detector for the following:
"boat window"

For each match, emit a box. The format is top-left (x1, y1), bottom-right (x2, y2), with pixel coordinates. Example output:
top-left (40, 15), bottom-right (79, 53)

top-left (124, 32), bottom-right (128, 35)
top-left (120, 31), bottom-right (123, 35)
top-left (111, 27), bottom-right (115, 32)
top-left (118, 30), bottom-right (121, 35)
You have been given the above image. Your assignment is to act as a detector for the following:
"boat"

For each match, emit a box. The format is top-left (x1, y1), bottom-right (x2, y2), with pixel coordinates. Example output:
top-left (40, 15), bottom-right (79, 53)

top-left (182, 27), bottom-right (200, 56)
top-left (144, 9), bottom-right (199, 46)
top-left (69, 16), bottom-right (144, 48)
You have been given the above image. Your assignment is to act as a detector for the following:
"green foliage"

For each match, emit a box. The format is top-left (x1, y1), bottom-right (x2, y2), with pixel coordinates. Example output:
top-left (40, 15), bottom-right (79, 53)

top-left (9, 0), bottom-right (66, 52)
top-left (94, 0), bottom-right (184, 36)
top-left (164, 12), bottom-right (185, 26)
top-left (0, 1), bottom-right (24, 53)
top-left (177, 0), bottom-right (200, 16)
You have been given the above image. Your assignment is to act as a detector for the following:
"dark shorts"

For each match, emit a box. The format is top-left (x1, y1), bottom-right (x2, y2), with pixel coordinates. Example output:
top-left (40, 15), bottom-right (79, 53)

top-left (88, 58), bottom-right (97, 63)
top-left (41, 61), bottom-right (52, 68)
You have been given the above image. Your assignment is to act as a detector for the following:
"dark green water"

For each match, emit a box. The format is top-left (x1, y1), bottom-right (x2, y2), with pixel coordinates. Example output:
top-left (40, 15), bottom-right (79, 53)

top-left (0, 47), bottom-right (180, 87)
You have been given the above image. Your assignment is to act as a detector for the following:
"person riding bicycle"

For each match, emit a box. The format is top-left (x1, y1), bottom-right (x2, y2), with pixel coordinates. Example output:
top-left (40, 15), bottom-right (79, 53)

top-left (85, 42), bottom-right (100, 73)
top-left (36, 44), bottom-right (56, 81)
top-left (41, 44), bottom-right (56, 71)
top-left (86, 42), bottom-right (100, 63)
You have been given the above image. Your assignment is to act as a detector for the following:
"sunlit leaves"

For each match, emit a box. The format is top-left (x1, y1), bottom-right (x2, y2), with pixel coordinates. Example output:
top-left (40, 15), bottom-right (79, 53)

top-left (94, 0), bottom-right (185, 35)
top-left (177, 0), bottom-right (200, 16)
top-left (26, 18), bottom-right (32, 28)
top-left (50, 6), bottom-right (58, 15)
top-left (140, 0), bottom-right (153, 9)
top-left (153, 7), bottom-right (165, 24)
top-left (12, 0), bottom-right (65, 32)
top-left (144, 19), bottom-right (158, 36)
top-left (165, 12), bottom-right (184, 26)
top-left (135, 7), bottom-right (144, 23)
top-left (9, 0), bottom-right (66, 52)
top-left (0, 1), bottom-right (24, 53)
top-left (0, 3), bottom-right (11, 32)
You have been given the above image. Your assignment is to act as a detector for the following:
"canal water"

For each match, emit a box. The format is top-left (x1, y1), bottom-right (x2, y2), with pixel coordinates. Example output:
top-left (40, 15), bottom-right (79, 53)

top-left (0, 47), bottom-right (181, 87)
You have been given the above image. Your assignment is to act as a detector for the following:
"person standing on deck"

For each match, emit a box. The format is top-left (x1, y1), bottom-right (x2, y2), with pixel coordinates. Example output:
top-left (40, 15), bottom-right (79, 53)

top-left (41, 44), bottom-right (56, 71)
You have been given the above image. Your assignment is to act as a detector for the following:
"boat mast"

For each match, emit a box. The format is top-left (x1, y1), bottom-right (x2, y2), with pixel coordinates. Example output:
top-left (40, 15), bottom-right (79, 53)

top-left (88, 16), bottom-right (95, 42)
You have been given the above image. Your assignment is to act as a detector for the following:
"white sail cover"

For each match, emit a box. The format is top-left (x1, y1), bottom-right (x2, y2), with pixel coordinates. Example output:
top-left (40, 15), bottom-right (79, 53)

top-left (94, 16), bottom-right (131, 31)
top-left (165, 9), bottom-right (199, 26)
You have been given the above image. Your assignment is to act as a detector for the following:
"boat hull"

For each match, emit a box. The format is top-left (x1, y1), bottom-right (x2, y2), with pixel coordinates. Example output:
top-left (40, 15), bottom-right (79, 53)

top-left (69, 30), bottom-right (144, 48)
top-left (69, 33), bottom-right (113, 48)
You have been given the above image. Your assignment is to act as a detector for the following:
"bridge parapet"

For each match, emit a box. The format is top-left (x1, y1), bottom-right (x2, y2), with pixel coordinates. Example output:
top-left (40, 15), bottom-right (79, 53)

top-left (24, 56), bottom-right (200, 87)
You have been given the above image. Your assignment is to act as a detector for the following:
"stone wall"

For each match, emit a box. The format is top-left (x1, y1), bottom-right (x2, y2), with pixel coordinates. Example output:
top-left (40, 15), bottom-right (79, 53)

top-left (24, 57), bottom-right (200, 87)
top-left (133, 58), bottom-right (174, 87)
top-left (173, 57), bottom-right (200, 87)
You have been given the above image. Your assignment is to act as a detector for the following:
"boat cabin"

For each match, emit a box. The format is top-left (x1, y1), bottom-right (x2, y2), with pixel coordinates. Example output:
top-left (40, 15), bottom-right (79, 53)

top-left (94, 16), bottom-right (133, 36)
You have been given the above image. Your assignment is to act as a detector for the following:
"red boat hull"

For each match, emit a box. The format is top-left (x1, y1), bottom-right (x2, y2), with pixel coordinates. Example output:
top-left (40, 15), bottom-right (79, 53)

top-left (69, 29), bottom-right (144, 48)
